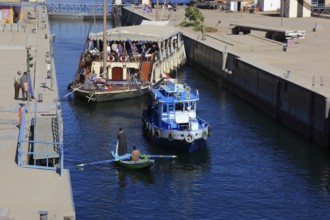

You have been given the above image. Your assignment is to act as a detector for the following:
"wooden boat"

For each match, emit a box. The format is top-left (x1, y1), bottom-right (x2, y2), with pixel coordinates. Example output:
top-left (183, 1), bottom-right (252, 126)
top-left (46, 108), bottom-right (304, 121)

top-left (67, 20), bottom-right (186, 102)
top-left (111, 151), bottom-right (154, 170)
top-left (142, 77), bottom-right (211, 153)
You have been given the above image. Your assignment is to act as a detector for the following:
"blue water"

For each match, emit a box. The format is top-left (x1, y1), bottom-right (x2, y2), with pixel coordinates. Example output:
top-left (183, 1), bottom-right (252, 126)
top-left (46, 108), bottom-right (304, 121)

top-left (50, 19), bottom-right (330, 219)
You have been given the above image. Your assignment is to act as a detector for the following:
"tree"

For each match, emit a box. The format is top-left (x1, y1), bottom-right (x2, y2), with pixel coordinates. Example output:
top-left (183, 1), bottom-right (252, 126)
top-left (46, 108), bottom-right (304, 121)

top-left (184, 6), bottom-right (204, 24)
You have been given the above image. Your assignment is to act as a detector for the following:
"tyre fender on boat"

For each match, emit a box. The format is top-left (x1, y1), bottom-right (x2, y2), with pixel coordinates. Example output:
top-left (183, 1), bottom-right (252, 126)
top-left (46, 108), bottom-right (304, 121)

top-left (202, 130), bottom-right (208, 141)
top-left (148, 124), bottom-right (153, 136)
top-left (208, 125), bottom-right (212, 137)
top-left (185, 132), bottom-right (195, 143)
top-left (151, 127), bottom-right (155, 137)
top-left (155, 129), bottom-right (161, 139)
top-left (67, 82), bottom-right (72, 91)
top-left (168, 131), bottom-right (173, 141)
top-left (142, 118), bottom-right (147, 130)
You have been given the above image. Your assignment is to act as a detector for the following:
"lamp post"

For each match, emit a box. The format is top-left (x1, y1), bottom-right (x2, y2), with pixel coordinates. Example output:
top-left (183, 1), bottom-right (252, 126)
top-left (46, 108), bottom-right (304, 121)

top-left (281, 0), bottom-right (284, 27)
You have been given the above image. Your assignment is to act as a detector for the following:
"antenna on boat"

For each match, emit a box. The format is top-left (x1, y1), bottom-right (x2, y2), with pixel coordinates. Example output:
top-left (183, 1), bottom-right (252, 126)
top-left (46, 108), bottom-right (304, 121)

top-left (102, 0), bottom-right (107, 79)
top-left (156, 0), bottom-right (159, 21)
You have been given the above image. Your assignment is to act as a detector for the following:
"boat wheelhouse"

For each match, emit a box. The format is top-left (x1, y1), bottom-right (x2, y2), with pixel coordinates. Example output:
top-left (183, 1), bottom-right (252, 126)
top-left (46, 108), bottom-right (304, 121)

top-left (142, 78), bottom-right (211, 153)
top-left (68, 21), bottom-right (186, 102)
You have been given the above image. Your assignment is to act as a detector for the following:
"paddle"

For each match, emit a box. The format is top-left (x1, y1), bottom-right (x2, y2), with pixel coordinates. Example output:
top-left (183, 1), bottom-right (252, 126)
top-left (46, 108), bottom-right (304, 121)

top-left (141, 154), bottom-right (177, 159)
top-left (64, 84), bottom-right (84, 97)
top-left (75, 158), bottom-right (119, 167)
top-left (76, 153), bottom-right (131, 167)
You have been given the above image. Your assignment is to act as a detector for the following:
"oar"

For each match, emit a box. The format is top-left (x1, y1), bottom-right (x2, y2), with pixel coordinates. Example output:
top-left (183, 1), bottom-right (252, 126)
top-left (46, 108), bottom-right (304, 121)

top-left (64, 84), bottom-right (84, 97)
top-left (141, 154), bottom-right (177, 159)
top-left (75, 158), bottom-right (119, 167)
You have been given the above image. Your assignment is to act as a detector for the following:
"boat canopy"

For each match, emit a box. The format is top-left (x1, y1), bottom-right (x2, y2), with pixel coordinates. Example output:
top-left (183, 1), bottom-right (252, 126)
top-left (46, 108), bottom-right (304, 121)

top-left (140, 20), bottom-right (170, 26)
top-left (88, 24), bottom-right (181, 42)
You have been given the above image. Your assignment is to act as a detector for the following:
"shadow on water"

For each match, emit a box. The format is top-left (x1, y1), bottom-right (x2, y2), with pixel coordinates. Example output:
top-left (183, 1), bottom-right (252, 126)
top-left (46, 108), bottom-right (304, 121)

top-left (66, 93), bottom-right (148, 119)
top-left (115, 166), bottom-right (155, 188)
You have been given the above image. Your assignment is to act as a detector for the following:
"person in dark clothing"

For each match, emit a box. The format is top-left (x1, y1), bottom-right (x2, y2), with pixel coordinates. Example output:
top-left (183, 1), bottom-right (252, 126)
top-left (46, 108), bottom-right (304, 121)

top-left (150, 44), bottom-right (158, 54)
top-left (117, 128), bottom-right (127, 155)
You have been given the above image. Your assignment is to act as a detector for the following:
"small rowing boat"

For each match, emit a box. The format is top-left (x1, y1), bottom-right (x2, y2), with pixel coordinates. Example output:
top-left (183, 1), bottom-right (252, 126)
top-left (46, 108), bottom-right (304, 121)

top-left (75, 148), bottom-right (176, 169)
top-left (111, 151), bottom-right (154, 170)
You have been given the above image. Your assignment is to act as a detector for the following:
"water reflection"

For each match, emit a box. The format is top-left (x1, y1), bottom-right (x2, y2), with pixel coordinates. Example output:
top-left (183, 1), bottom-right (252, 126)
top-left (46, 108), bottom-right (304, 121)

top-left (115, 166), bottom-right (155, 188)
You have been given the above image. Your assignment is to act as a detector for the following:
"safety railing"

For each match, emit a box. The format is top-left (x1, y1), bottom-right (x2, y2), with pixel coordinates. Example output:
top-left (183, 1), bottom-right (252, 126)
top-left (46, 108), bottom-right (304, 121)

top-left (17, 103), bottom-right (64, 176)
top-left (312, 5), bottom-right (330, 15)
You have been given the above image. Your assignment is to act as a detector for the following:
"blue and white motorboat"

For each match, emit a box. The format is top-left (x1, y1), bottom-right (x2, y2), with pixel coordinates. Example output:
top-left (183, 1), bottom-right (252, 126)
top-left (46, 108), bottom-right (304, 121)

top-left (142, 78), bottom-right (211, 153)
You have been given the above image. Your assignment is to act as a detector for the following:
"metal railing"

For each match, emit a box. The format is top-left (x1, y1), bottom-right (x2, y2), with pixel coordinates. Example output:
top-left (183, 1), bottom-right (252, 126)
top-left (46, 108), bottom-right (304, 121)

top-left (312, 5), bottom-right (330, 15)
top-left (17, 103), bottom-right (64, 176)
top-left (46, 3), bottom-right (113, 15)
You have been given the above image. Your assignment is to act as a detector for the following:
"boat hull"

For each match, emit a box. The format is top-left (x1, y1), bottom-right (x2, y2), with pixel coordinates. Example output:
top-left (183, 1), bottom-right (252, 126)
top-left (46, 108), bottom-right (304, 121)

top-left (147, 135), bottom-right (206, 153)
top-left (116, 159), bottom-right (154, 169)
top-left (142, 110), bottom-right (210, 153)
top-left (73, 87), bottom-right (149, 102)
top-left (111, 151), bottom-right (154, 169)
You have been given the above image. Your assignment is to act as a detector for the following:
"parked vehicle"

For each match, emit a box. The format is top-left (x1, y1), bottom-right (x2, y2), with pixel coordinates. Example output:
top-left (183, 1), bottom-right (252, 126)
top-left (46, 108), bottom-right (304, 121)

top-left (151, 0), bottom-right (191, 5)
top-left (196, 0), bottom-right (218, 9)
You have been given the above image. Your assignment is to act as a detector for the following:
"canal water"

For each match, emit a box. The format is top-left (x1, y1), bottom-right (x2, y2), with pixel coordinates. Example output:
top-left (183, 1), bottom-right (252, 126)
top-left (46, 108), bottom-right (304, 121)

top-left (50, 20), bottom-right (330, 219)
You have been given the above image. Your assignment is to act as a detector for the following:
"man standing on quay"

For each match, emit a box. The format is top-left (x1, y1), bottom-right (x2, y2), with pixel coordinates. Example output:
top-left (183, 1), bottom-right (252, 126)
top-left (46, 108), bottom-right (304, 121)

top-left (14, 70), bottom-right (21, 100)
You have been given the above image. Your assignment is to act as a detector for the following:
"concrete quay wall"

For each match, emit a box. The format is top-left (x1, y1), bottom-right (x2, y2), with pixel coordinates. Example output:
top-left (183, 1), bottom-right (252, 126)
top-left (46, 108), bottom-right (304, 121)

top-left (184, 36), bottom-right (329, 146)
top-left (0, 4), bottom-right (75, 220)
top-left (122, 7), bottom-right (330, 147)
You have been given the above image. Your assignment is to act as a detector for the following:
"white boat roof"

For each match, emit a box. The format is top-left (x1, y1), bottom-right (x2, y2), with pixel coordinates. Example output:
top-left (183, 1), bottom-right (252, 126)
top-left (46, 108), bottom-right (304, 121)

top-left (89, 24), bottom-right (180, 42)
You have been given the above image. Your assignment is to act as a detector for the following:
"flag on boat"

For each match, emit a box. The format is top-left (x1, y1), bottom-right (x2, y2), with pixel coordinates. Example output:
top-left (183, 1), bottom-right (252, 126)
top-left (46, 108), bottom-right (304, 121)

top-left (164, 72), bottom-right (171, 79)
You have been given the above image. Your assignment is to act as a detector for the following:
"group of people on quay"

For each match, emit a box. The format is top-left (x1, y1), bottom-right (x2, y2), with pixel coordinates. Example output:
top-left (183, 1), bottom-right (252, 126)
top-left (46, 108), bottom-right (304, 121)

top-left (14, 70), bottom-right (35, 101)
top-left (142, 0), bottom-right (152, 14)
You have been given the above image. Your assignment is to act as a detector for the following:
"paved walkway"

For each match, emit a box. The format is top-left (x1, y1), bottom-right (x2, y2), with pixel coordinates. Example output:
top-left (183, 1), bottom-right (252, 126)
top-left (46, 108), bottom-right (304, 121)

top-left (129, 5), bottom-right (330, 95)
top-left (0, 5), bottom-right (75, 220)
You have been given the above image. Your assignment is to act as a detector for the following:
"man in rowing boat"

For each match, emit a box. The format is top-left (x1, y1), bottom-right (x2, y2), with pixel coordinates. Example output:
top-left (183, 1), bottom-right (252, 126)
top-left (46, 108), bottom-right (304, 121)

top-left (131, 146), bottom-right (141, 161)
top-left (117, 128), bottom-right (127, 155)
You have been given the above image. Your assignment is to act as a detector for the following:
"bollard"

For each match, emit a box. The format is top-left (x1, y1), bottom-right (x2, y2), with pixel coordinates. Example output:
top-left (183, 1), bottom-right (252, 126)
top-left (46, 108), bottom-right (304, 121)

top-left (38, 93), bottom-right (43, 102)
top-left (47, 70), bottom-right (51, 79)
top-left (39, 210), bottom-right (48, 220)
top-left (19, 106), bottom-right (22, 126)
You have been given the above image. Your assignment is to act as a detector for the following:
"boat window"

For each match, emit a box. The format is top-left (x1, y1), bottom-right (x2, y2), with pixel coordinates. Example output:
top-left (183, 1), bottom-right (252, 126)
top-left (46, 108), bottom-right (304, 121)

top-left (184, 102), bottom-right (196, 111)
top-left (163, 105), bottom-right (167, 113)
top-left (175, 103), bottom-right (183, 111)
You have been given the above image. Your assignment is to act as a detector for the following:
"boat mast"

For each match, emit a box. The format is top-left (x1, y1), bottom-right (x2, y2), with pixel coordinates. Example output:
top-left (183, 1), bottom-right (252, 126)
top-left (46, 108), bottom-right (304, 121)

top-left (156, 0), bottom-right (159, 21)
top-left (103, 0), bottom-right (107, 78)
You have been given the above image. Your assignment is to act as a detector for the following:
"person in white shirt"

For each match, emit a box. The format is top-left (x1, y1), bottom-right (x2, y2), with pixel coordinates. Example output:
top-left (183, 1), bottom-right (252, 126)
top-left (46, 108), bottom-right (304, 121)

top-left (14, 70), bottom-right (21, 100)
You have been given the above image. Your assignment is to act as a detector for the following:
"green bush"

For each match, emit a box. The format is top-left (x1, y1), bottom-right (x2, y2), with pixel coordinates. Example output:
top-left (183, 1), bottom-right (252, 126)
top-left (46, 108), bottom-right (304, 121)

top-left (184, 6), bottom-right (204, 23)
top-left (180, 21), bottom-right (197, 27)
top-left (181, 6), bottom-right (217, 33)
